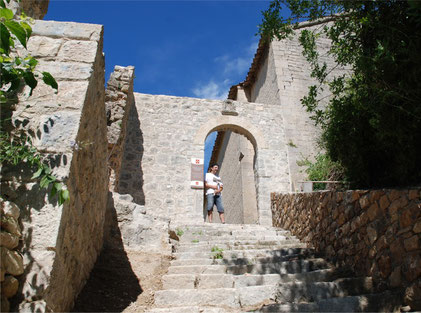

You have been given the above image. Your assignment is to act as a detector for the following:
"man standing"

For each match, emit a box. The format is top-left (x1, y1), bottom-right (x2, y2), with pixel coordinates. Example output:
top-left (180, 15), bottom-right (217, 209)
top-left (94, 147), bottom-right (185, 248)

top-left (205, 163), bottom-right (225, 223)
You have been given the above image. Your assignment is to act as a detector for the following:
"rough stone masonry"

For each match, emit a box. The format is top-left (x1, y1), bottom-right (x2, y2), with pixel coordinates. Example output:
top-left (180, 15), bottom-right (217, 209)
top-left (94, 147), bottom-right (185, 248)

top-left (1, 18), bottom-right (108, 312)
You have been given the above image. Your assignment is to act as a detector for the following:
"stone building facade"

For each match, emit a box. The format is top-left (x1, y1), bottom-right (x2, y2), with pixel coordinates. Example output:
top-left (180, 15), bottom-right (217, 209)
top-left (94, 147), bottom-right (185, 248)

top-left (228, 27), bottom-right (348, 191)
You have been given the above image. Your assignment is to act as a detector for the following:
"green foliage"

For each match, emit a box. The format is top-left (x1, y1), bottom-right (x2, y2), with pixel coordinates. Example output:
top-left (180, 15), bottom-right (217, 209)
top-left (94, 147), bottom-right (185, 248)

top-left (260, 0), bottom-right (421, 188)
top-left (297, 153), bottom-right (344, 190)
top-left (175, 228), bottom-right (184, 237)
top-left (0, 3), bottom-right (66, 205)
top-left (211, 246), bottom-right (224, 260)
top-left (191, 239), bottom-right (199, 243)
top-left (0, 132), bottom-right (69, 205)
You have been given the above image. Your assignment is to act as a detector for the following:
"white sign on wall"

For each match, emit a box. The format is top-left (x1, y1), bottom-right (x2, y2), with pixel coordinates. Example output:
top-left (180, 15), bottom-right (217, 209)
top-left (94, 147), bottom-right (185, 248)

top-left (190, 158), bottom-right (204, 189)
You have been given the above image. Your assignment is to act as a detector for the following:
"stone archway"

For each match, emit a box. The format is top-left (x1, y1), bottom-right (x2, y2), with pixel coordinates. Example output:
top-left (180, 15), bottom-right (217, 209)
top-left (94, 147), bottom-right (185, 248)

top-left (204, 128), bottom-right (258, 224)
top-left (194, 115), bottom-right (270, 225)
top-left (194, 115), bottom-right (267, 150)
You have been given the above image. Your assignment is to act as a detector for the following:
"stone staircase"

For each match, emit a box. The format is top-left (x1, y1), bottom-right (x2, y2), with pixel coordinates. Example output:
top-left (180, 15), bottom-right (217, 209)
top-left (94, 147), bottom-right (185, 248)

top-left (147, 223), bottom-right (403, 313)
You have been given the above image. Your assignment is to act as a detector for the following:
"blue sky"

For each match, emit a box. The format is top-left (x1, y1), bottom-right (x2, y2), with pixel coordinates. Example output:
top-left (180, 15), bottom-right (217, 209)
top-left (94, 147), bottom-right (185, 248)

top-left (45, 0), bottom-right (271, 100)
top-left (45, 1), bottom-right (271, 172)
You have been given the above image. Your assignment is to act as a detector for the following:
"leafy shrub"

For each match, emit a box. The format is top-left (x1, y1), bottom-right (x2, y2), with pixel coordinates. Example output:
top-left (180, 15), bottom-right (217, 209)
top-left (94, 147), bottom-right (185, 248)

top-left (260, 1), bottom-right (421, 189)
top-left (298, 153), bottom-right (345, 190)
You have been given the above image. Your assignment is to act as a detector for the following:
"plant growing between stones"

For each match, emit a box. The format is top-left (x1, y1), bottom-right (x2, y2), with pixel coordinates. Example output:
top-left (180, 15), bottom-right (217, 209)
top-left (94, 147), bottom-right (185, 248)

top-left (191, 239), bottom-right (199, 243)
top-left (211, 246), bottom-right (223, 260)
top-left (175, 228), bottom-right (184, 237)
top-left (0, 1), bottom-right (68, 204)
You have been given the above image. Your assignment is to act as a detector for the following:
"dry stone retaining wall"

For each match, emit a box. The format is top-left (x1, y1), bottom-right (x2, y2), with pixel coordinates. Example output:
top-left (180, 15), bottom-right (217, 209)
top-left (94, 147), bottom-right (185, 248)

top-left (0, 20), bottom-right (108, 311)
top-left (271, 188), bottom-right (421, 309)
top-left (0, 201), bottom-right (24, 312)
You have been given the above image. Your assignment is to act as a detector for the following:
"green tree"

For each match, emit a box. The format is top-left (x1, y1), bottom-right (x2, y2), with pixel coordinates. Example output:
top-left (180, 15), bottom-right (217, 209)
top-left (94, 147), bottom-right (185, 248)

top-left (0, 1), bottom-right (69, 204)
top-left (259, 0), bottom-right (421, 188)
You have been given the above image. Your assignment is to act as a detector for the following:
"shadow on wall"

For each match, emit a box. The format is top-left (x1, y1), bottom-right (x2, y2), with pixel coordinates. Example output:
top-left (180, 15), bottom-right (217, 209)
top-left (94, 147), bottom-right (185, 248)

top-left (117, 103), bottom-right (145, 205)
top-left (71, 193), bottom-right (142, 312)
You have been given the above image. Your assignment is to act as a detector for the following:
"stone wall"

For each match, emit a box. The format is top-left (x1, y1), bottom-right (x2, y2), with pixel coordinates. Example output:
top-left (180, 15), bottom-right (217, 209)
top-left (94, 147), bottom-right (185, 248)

top-left (217, 131), bottom-right (246, 224)
top-left (271, 188), bottom-right (421, 309)
top-left (0, 201), bottom-right (24, 312)
top-left (117, 95), bottom-right (290, 226)
top-left (106, 66), bottom-right (135, 191)
top-left (250, 45), bottom-right (280, 108)
top-left (0, 20), bottom-right (108, 311)
top-left (215, 131), bottom-right (258, 224)
top-left (6, 0), bottom-right (49, 19)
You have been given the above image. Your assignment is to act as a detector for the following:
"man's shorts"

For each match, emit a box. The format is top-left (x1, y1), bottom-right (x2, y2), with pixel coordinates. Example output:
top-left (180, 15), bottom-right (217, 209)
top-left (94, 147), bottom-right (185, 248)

top-left (206, 194), bottom-right (224, 213)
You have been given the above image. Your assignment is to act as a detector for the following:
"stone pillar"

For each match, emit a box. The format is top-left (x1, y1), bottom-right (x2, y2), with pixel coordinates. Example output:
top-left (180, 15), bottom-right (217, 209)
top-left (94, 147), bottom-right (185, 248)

top-left (105, 66), bottom-right (135, 191)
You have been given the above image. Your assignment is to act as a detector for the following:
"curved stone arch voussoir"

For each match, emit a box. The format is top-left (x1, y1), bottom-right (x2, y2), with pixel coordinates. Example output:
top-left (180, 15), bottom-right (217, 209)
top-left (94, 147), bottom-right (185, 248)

top-left (194, 115), bottom-right (268, 150)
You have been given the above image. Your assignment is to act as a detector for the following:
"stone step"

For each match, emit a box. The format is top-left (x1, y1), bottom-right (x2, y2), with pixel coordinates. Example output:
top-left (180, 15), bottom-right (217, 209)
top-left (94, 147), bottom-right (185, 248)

top-left (175, 241), bottom-right (303, 253)
top-left (172, 227), bottom-right (289, 238)
top-left (154, 285), bottom-right (279, 308)
top-left (178, 237), bottom-right (295, 245)
top-left (225, 258), bottom-right (329, 275)
top-left (145, 306), bottom-right (230, 313)
top-left (162, 268), bottom-right (341, 290)
top-left (172, 223), bottom-right (286, 231)
top-left (173, 246), bottom-right (309, 260)
top-left (170, 251), bottom-right (321, 266)
top-left (258, 290), bottom-right (403, 312)
top-left (167, 258), bottom-right (329, 275)
top-left (274, 277), bottom-right (374, 303)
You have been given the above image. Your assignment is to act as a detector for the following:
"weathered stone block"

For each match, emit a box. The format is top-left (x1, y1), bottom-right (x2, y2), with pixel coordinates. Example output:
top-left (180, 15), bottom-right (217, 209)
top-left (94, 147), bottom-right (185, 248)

top-left (27, 36), bottom-right (62, 57)
top-left (404, 235), bottom-right (419, 252)
top-left (366, 226), bottom-right (378, 245)
top-left (58, 40), bottom-right (98, 63)
top-left (0, 215), bottom-right (21, 237)
top-left (32, 20), bottom-right (103, 42)
top-left (36, 60), bottom-right (94, 80)
top-left (359, 195), bottom-right (370, 210)
top-left (400, 203), bottom-right (420, 229)
top-left (1, 275), bottom-right (19, 298)
top-left (379, 195), bottom-right (390, 211)
top-left (0, 231), bottom-right (20, 250)
top-left (0, 201), bottom-right (20, 220)
top-left (414, 220), bottom-right (421, 234)
top-left (367, 202), bottom-right (380, 221)
top-left (0, 247), bottom-right (23, 276)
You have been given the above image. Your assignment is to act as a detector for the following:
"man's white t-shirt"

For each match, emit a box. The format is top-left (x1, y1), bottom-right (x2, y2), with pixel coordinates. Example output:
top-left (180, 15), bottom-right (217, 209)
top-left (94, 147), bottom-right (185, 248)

top-left (205, 173), bottom-right (223, 195)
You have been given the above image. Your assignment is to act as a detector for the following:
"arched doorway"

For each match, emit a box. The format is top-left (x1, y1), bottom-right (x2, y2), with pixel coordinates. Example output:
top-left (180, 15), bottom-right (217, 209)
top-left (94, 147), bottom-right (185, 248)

top-left (194, 115), bottom-right (274, 226)
top-left (203, 128), bottom-right (258, 224)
